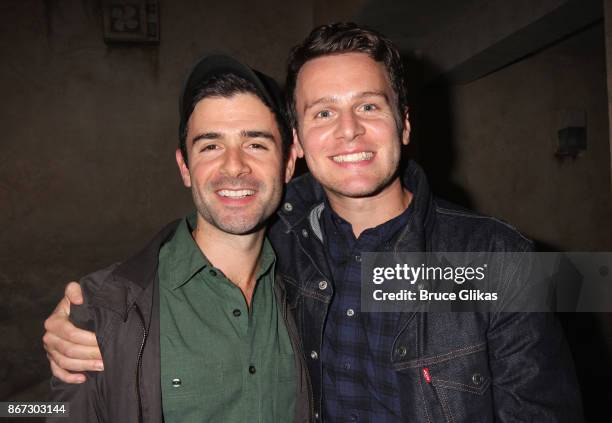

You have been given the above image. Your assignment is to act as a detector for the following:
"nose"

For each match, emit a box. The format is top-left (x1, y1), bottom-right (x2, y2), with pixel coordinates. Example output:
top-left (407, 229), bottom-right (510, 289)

top-left (220, 147), bottom-right (251, 178)
top-left (334, 110), bottom-right (365, 141)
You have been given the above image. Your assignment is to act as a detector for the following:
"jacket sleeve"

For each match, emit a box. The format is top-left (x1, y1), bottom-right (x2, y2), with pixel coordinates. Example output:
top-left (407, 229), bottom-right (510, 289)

top-left (47, 375), bottom-right (103, 422)
top-left (488, 249), bottom-right (584, 422)
top-left (47, 302), bottom-right (105, 422)
top-left (47, 264), bottom-right (119, 423)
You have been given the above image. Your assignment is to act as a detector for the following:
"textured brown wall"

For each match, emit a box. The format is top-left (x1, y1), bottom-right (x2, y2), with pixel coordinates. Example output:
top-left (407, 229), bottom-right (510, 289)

top-left (0, 0), bottom-right (313, 400)
top-left (450, 24), bottom-right (611, 251)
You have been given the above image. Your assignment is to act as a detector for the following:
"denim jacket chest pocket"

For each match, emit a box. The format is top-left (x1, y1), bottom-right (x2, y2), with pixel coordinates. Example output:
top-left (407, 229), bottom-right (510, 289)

top-left (281, 269), bottom-right (332, 327)
top-left (392, 335), bottom-right (494, 423)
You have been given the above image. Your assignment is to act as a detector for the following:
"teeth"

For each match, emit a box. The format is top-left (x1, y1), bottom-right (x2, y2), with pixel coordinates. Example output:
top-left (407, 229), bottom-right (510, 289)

top-left (218, 189), bottom-right (255, 198)
top-left (332, 151), bottom-right (374, 163)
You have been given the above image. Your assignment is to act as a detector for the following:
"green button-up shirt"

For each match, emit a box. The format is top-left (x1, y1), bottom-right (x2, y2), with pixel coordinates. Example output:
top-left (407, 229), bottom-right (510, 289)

top-left (159, 214), bottom-right (296, 423)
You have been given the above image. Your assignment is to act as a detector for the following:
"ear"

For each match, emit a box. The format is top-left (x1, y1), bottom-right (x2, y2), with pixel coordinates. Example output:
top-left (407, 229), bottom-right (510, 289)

top-left (175, 148), bottom-right (192, 188)
top-left (292, 128), bottom-right (304, 158)
top-left (401, 108), bottom-right (411, 146)
top-left (284, 141), bottom-right (299, 183)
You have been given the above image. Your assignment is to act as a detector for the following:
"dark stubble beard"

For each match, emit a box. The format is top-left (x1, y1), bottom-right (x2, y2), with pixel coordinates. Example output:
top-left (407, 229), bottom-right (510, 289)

top-left (191, 175), bottom-right (283, 235)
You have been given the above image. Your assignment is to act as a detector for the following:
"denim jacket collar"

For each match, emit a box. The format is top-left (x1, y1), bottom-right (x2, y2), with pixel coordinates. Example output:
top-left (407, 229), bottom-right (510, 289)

top-left (277, 160), bottom-right (437, 252)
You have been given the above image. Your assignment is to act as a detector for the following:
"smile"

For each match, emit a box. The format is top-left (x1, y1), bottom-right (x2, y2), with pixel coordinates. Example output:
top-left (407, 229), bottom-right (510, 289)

top-left (332, 151), bottom-right (374, 163)
top-left (217, 189), bottom-right (256, 199)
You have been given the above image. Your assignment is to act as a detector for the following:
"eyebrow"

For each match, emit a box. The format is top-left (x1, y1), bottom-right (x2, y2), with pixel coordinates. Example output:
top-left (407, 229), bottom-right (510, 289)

top-left (191, 132), bottom-right (221, 145)
top-left (191, 130), bottom-right (275, 145)
top-left (303, 91), bottom-right (390, 113)
top-left (241, 130), bottom-right (275, 140)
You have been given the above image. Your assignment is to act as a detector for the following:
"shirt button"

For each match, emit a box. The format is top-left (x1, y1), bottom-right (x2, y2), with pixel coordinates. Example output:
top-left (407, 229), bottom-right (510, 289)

top-left (171, 378), bottom-right (181, 387)
top-left (209, 269), bottom-right (217, 277)
top-left (396, 345), bottom-right (407, 358)
top-left (318, 280), bottom-right (328, 290)
top-left (346, 308), bottom-right (355, 317)
top-left (283, 202), bottom-right (293, 212)
top-left (472, 372), bottom-right (484, 386)
top-left (232, 309), bottom-right (241, 317)
top-left (314, 412), bottom-right (319, 420)
top-left (355, 255), bottom-right (361, 262)
top-left (249, 365), bottom-right (256, 374)
top-left (301, 229), bottom-right (309, 238)
top-left (310, 350), bottom-right (318, 360)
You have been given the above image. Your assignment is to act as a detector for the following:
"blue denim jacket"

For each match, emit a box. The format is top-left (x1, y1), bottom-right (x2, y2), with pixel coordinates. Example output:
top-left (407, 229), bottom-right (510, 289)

top-left (269, 160), bottom-right (583, 422)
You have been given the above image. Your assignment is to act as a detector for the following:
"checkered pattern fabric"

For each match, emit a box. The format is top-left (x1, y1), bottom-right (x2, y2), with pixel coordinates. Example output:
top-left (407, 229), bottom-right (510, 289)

top-left (320, 203), bottom-right (412, 422)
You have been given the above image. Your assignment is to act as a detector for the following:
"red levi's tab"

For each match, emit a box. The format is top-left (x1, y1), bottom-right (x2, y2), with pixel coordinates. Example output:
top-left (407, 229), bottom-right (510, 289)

top-left (422, 367), bottom-right (432, 383)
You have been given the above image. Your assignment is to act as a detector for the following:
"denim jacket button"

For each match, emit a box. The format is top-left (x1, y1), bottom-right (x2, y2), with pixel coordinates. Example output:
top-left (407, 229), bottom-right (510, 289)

top-left (283, 202), bottom-right (293, 212)
top-left (301, 229), bottom-right (309, 237)
top-left (472, 372), bottom-right (483, 385)
top-left (310, 350), bottom-right (319, 360)
top-left (318, 280), bottom-right (328, 290)
top-left (396, 346), bottom-right (407, 358)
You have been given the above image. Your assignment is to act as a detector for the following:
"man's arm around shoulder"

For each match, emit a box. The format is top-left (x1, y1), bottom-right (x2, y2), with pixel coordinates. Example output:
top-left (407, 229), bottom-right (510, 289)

top-left (46, 265), bottom-right (119, 422)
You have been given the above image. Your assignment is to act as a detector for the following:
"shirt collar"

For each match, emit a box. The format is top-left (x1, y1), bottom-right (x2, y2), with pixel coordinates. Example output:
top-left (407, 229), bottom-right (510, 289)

top-left (161, 213), bottom-right (210, 290)
top-left (322, 195), bottom-right (414, 249)
top-left (162, 212), bottom-right (276, 290)
top-left (256, 237), bottom-right (277, 281)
